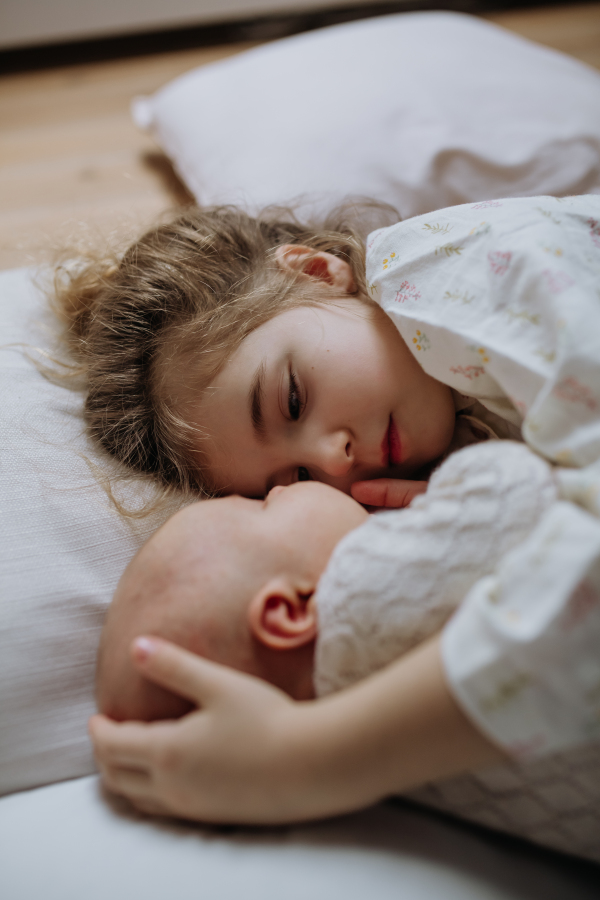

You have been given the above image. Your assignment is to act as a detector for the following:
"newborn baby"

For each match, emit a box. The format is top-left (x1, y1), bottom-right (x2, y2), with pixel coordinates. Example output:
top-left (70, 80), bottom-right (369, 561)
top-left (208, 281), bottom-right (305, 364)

top-left (97, 441), bottom-right (600, 861)
top-left (97, 478), bottom-right (368, 721)
top-left (99, 441), bottom-right (554, 719)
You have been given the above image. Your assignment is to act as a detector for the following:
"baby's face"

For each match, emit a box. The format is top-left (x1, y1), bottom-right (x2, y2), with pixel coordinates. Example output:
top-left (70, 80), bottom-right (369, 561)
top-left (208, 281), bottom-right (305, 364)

top-left (172, 479), bottom-right (368, 584)
top-left (97, 481), bottom-right (367, 720)
top-left (194, 300), bottom-right (455, 498)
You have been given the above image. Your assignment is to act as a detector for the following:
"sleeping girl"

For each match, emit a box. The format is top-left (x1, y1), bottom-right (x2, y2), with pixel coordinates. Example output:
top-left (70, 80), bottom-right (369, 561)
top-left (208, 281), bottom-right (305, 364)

top-left (80, 193), bottom-right (600, 853)
top-left (94, 440), bottom-right (600, 862)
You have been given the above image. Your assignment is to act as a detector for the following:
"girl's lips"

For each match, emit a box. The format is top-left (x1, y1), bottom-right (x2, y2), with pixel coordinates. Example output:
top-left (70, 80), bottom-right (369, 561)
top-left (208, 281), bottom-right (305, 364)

top-left (381, 416), bottom-right (403, 467)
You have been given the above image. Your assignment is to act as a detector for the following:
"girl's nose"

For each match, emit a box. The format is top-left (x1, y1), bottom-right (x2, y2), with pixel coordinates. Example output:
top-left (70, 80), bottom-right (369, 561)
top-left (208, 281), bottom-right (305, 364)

top-left (314, 430), bottom-right (354, 478)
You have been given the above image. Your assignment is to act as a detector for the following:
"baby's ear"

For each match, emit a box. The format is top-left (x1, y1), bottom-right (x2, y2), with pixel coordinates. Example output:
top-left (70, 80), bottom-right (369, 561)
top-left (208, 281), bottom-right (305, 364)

top-left (274, 244), bottom-right (356, 293)
top-left (248, 578), bottom-right (317, 651)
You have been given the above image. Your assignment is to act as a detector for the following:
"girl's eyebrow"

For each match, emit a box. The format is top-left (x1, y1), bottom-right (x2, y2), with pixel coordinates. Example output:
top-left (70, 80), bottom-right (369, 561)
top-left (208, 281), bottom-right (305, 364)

top-left (249, 361), bottom-right (267, 443)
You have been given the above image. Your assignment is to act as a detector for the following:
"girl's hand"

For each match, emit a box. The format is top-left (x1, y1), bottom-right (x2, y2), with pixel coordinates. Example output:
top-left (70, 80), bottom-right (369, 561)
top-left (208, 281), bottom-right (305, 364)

top-left (89, 637), bottom-right (325, 824)
top-left (90, 635), bottom-right (502, 825)
top-left (351, 479), bottom-right (428, 510)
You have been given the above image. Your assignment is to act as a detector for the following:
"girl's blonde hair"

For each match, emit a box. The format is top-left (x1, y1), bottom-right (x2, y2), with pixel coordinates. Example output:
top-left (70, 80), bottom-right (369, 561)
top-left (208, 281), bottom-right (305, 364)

top-left (54, 203), bottom-right (391, 496)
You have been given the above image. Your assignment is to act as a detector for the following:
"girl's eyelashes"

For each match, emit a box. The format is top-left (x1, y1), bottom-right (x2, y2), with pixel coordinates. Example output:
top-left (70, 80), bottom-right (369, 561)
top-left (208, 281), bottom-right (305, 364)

top-left (287, 369), bottom-right (304, 421)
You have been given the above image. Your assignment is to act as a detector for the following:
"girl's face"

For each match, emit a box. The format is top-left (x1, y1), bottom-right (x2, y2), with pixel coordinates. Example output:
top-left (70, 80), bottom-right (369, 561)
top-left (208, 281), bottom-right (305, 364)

top-left (195, 299), bottom-right (455, 498)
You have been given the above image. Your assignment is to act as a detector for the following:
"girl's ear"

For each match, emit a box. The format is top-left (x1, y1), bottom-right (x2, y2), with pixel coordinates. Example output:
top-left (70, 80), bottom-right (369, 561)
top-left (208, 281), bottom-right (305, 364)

top-left (248, 578), bottom-right (317, 651)
top-left (274, 244), bottom-right (356, 293)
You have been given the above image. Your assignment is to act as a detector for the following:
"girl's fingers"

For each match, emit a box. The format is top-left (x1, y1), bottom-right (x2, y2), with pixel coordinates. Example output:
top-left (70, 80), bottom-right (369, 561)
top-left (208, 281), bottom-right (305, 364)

top-left (351, 479), bottom-right (427, 509)
top-left (89, 715), bottom-right (158, 767)
top-left (351, 479), bottom-right (401, 508)
top-left (101, 764), bottom-right (152, 799)
top-left (130, 797), bottom-right (171, 817)
top-left (130, 636), bottom-right (260, 706)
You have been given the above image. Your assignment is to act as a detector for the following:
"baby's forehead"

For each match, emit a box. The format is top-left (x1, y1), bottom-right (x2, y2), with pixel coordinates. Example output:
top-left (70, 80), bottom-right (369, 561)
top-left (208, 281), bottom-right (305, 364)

top-left (117, 506), bottom-right (253, 625)
top-left (145, 495), bottom-right (267, 576)
top-left (161, 495), bottom-right (247, 537)
top-left (145, 480), bottom-right (348, 578)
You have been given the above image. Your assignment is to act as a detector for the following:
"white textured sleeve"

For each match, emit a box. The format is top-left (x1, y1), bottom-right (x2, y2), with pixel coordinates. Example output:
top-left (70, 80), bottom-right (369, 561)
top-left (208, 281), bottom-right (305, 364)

top-left (442, 501), bottom-right (600, 761)
top-left (315, 441), bottom-right (556, 697)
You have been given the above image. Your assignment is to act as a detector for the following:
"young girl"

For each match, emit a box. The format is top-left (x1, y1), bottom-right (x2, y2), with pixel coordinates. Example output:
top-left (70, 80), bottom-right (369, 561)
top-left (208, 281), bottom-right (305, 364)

top-left (56, 203), bottom-right (502, 509)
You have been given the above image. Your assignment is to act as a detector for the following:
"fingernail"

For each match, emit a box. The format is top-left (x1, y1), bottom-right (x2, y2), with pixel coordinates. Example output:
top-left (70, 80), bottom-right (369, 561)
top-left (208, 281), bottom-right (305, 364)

top-left (132, 636), bottom-right (157, 661)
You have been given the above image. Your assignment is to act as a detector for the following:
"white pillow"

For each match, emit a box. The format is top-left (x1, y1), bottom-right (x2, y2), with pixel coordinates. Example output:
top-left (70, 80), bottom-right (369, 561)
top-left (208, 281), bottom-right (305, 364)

top-left (0, 268), bottom-right (181, 795)
top-left (133, 11), bottom-right (600, 220)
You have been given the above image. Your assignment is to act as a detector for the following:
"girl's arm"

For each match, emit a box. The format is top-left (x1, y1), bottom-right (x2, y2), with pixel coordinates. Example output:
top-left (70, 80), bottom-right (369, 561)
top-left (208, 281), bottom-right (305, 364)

top-left (89, 634), bottom-right (503, 824)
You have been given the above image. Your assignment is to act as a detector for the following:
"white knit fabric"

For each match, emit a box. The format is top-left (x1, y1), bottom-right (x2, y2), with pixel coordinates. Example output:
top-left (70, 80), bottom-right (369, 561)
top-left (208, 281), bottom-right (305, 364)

top-left (314, 441), bottom-right (557, 696)
top-left (314, 441), bottom-right (600, 862)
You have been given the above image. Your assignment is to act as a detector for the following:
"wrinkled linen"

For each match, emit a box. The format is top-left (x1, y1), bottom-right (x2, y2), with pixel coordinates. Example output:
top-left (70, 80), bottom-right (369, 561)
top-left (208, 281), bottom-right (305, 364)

top-left (314, 442), bottom-right (600, 861)
top-left (365, 195), bottom-right (600, 759)
top-left (0, 268), bottom-right (184, 796)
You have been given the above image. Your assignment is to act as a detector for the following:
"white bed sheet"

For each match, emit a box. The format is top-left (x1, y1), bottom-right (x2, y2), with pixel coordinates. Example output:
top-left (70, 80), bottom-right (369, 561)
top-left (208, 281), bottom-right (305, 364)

top-left (0, 266), bottom-right (182, 796)
top-left (0, 775), bottom-right (597, 900)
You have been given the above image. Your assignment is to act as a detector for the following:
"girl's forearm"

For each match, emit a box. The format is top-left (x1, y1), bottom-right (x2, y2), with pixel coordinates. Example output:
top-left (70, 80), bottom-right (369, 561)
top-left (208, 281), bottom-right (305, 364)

top-left (290, 635), bottom-right (504, 817)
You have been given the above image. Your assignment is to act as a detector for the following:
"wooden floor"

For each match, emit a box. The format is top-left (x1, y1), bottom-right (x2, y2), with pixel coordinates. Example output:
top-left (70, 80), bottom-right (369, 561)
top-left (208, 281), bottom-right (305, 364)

top-left (1, 4), bottom-right (599, 272)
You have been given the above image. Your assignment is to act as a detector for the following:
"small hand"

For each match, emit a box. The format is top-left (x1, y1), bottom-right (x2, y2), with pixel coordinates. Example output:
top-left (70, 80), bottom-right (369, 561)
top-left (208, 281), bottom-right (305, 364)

top-left (90, 635), bottom-right (502, 825)
top-left (90, 637), bottom-right (326, 824)
top-left (351, 479), bottom-right (428, 510)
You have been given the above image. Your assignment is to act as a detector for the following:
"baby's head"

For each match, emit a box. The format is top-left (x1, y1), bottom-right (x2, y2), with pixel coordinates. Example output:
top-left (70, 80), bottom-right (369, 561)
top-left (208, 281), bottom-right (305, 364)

top-left (58, 205), bottom-right (455, 502)
top-left (97, 481), bottom-right (367, 721)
